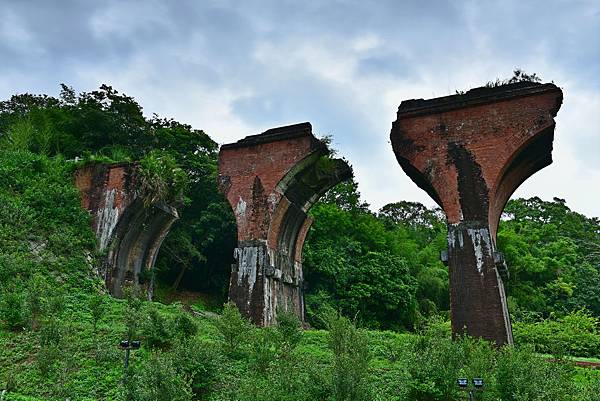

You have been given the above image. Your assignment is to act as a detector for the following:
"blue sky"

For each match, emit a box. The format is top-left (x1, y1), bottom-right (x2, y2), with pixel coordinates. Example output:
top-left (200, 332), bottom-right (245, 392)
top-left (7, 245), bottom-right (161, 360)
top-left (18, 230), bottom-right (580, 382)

top-left (1, 0), bottom-right (599, 217)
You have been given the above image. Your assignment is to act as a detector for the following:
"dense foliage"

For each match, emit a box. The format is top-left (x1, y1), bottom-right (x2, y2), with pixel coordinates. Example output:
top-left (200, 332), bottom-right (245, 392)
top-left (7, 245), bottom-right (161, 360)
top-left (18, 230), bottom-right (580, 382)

top-left (304, 181), bottom-right (600, 332)
top-left (303, 180), bottom-right (448, 330)
top-left (0, 85), bottom-right (236, 301)
top-left (2, 85), bottom-right (600, 399)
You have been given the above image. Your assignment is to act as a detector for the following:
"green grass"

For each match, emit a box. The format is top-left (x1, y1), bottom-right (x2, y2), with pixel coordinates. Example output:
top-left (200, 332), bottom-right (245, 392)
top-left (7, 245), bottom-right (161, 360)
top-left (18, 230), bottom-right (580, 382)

top-left (2, 148), bottom-right (600, 400)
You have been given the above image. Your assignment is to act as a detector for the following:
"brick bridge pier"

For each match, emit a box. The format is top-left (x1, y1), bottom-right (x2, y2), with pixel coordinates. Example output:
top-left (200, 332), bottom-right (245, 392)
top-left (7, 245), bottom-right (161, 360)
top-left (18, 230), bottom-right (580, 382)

top-left (390, 82), bottom-right (563, 344)
top-left (75, 163), bottom-right (178, 298)
top-left (219, 122), bottom-right (351, 325)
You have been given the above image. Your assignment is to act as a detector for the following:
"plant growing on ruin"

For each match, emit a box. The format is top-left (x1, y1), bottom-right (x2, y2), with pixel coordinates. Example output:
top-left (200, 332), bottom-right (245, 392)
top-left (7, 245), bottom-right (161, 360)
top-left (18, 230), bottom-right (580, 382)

top-left (485, 68), bottom-right (542, 88)
top-left (138, 150), bottom-right (189, 207)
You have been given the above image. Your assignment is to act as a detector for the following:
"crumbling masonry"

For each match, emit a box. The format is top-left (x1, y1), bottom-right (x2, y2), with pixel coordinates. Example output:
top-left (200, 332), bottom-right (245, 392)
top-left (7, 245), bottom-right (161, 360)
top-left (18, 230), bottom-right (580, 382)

top-left (75, 163), bottom-right (178, 298)
top-left (391, 82), bottom-right (563, 344)
top-left (218, 123), bottom-right (352, 325)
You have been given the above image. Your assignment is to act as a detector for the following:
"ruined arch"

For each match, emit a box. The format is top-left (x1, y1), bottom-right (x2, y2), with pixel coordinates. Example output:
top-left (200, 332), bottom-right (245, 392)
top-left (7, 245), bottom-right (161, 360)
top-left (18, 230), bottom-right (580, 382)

top-left (390, 82), bottom-right (563, 344)
top-left (75, 163), bottom-right (178, 298)
top-left (218, 123), bottom-right (352, 325)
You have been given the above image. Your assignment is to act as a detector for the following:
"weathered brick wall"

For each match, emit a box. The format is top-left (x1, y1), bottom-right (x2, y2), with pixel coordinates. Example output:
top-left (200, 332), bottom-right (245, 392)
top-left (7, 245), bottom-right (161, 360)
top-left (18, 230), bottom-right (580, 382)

top-left (219, 123), bottom-right (351, 325)
top-left (391, 82), bottom-right (563, 344)
top-left (75, 163), bottom-right (178, 298)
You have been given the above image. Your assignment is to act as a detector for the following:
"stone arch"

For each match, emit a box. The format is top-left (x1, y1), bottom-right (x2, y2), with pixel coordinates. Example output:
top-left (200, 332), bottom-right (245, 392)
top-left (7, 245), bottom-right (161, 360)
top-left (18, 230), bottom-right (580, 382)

top-left (219, 122), bottom-right (351, 325)
top-left (489, 124), bottom-right (556, 240)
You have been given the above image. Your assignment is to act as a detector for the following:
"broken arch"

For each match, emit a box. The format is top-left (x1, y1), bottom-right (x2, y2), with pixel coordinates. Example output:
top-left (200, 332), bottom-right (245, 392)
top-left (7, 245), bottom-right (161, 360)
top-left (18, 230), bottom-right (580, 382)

top-left (75, 163), bottom-right (178, 298)
top-left (218, 122), bottom-right (352, 325)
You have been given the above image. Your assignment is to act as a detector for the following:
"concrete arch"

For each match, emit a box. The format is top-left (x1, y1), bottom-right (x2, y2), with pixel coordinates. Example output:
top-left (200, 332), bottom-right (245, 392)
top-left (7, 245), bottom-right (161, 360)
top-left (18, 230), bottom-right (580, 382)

top-left (219, 122), bottom-right (352, 325)
top-left (75, 163), bottom-right (178, 298)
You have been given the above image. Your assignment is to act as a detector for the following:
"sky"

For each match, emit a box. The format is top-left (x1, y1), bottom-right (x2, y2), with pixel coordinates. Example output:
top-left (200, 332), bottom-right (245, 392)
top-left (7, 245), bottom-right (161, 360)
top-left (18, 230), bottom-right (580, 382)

top-left (1, 0), bottom-right (599, 217)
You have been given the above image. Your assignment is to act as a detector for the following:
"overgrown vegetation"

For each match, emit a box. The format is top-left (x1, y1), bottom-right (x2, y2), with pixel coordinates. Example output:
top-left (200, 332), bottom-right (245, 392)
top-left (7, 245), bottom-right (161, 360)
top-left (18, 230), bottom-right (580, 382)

top-left (1, 85), bottom-right (600, 399)
top-left (0, 84), bottom-right (236, 301)
top-left (456, 69), bottom-right (544, 95)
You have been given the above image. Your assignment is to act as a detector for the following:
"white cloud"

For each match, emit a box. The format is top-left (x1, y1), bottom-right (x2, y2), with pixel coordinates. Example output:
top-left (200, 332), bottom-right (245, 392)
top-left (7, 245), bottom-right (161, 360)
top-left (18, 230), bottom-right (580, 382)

top-left (0, 6), bottom-right (43, 55)
top-left (88, 0), bottom-right (169, 39)
top-left (0, 0), bottom-right (599, 218)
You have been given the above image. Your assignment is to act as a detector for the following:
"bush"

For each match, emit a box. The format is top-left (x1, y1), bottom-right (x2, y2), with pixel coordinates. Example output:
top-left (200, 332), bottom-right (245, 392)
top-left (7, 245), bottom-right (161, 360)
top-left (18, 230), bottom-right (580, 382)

top-left (496, 346), bottom-right (577, 401)
top-left (123, 351), bottom-right (193, 401)
top-left (513, 309), bottom-right (600, 357)
top-left (143, 306), bottom-right (173, 349)
top-left (172, 312), bottom-right (197, 340)
top-left (88, 293), bottom-right (106, 334)
top-left (326, 311), bottom-right (371, 401)
top-left (36, 317), bottom-right (64, 377)
top-left (170, 338), bottom-right (222, 397)
top-left (275, 309), bottom-right (303, 354)
top-left (214, 302), bottom-right (252, 357)
top-left (138, 150), bottom-right (188, 207)
top-left (0, 289), bottom-right (27, 331)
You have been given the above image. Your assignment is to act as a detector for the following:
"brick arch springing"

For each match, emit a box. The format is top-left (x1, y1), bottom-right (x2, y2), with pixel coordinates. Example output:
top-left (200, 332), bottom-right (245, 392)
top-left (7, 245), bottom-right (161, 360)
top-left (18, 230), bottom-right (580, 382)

top-left (390, 82), bottom-right (563, 345)
top-left (75, 163), bottom-right (178, 298)
top-left (219, 122), bottom-right (351, 325)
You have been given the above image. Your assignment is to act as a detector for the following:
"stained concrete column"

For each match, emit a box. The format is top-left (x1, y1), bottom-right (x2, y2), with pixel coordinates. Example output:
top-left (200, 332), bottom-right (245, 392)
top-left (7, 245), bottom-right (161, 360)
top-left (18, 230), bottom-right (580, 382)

top-left (219, 123), bottom-right (351, 325)
top-left (390, 82), bottom-right (563, 344)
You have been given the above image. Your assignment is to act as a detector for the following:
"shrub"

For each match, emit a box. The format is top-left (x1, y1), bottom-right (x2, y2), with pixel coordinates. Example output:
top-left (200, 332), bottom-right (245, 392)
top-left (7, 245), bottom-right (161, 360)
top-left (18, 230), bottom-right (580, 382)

top-left (123, 288), bottom-right (143, 341)
top-left (170, 338), bottom-right (222, 397)
top-left (143, 306), bottom-right (172, 349)
top-left (496, 346), bottom-right (577, 401)
top-left (36, 317), bottom-right (64, 377)
top-left (326, 310), bottom-right (371, 401)
top-left (0, 289), bottom-right (27, 331)
top-left (214, 302), bottom-right (252, 357)
top-left (26, 275), bottom-right (46, 330)
top-left (138, 150), bottom-right (188, 207)
top-left (123, 351), bottom-right (192, 401)
top-left (88, 293), bottom-right (106, 334)
top-left (513, 309), bottom-right (600, 357)
top-left (275, 309), bottom-right (303, 354)
top-left (172, 312), bottom-right (197, 340)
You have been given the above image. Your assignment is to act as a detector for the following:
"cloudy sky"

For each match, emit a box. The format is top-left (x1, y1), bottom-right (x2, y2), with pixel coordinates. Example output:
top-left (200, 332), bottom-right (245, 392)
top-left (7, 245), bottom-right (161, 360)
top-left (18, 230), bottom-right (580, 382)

top-left (1, 0), bottom-right (599, 217)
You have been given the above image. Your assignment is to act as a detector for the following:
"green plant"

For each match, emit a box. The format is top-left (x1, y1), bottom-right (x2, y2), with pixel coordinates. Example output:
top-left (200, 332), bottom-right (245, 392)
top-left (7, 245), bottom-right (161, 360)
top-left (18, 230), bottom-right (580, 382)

top-left (172, 312), bottom-right (197, 340)
top-left (513, 309), bottom-right (600, 357)
top-left (171, 338), bottom-right (222, 397)
top-left (275, 309), bottom-right (303, 354)
top-left (0, 289), bottom-right (26, 331)
top-left (36, 317), bottom-right (63, 377)
top-left (496, 346), bottom-right (576, 401)
top-left (26, 275), bottom-right (46, 331)
top-left (123, 351), bottom-right (193, 401)
top-left (326, 310), bottom-right (371, 401)
top-left (88, 293), bottom-right (106, 334)
top-left (124, 288), bottom-right (143, 341)
top-left (138, 150), bottom-right (188, 207)
top-left (143, 306), bottom-right (173, 349)
top-left (214, 302), bottom-right (252, 357)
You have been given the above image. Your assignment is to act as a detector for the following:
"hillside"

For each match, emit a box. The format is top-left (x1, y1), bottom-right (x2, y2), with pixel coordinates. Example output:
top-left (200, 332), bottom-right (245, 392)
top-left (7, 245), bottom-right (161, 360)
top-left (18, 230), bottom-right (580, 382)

top-left (1, 86), bottom-right (600, 400)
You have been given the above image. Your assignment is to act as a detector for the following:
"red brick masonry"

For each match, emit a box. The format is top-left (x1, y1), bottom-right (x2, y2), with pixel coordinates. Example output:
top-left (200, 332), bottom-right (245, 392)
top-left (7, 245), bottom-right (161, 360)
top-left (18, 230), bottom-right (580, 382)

top-left (75, 163), bottom-right (178, 298)
top-left (391, 82), bottom-right (563, 344)
top-left (219, 123), bottom-right (351, 325)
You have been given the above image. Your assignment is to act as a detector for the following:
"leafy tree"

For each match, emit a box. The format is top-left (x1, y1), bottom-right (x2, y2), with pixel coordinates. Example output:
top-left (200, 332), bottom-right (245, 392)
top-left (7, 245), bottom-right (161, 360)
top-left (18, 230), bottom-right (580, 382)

top-left (498, 197), bottom-right (600, 318)
top-left (0, 84), bottom-right (236, 301)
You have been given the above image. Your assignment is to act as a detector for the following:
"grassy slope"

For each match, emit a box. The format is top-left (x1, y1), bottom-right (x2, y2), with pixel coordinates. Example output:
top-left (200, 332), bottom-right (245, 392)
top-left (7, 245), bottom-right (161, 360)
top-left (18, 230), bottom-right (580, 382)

top-left (1, 149), bottom-right (600, 400)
